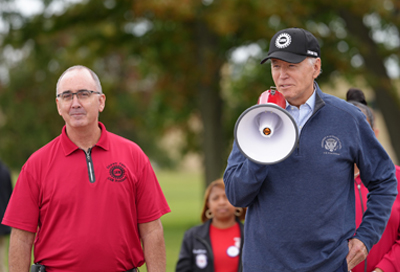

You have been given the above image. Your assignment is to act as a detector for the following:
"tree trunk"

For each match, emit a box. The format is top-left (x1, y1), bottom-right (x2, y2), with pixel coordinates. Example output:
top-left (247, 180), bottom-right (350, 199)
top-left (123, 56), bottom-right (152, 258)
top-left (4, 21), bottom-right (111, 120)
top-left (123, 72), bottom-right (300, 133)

top-left (341, 10), bottom-right (400, 163)
top-left (195, 18), bottom-right (225, 187)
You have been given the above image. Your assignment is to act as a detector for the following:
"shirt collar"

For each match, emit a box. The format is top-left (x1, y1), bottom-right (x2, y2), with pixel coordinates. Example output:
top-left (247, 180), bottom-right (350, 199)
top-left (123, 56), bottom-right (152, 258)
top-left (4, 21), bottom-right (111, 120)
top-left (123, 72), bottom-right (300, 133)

top-left (61, 122), bottom-right (109, 156)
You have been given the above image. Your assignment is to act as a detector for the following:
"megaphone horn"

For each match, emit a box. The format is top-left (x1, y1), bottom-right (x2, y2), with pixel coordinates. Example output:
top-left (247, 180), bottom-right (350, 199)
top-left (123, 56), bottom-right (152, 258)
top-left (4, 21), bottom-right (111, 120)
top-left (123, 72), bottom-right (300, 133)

top-left (234, 88), bottom-right (299, 165)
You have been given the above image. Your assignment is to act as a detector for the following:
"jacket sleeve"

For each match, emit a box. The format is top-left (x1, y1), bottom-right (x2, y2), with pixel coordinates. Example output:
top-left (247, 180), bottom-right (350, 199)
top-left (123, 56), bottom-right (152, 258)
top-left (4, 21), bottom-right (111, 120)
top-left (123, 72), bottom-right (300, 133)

top-left (353, 115), bottom-right (398, 251)
top-left (223, 141), bottom-right (269, 207)
top-left (175, 230), bottom-right (194, 272)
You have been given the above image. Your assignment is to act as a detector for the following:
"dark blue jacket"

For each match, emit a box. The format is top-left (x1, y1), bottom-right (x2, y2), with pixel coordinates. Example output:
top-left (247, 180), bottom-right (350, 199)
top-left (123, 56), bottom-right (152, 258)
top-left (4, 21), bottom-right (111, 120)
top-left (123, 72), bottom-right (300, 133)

top-left (176, 219), bottom-right (244, 272)
top-left (0, 160), bottom-right (12, 236)
top-left (224, 83), bottom-right (398, 272)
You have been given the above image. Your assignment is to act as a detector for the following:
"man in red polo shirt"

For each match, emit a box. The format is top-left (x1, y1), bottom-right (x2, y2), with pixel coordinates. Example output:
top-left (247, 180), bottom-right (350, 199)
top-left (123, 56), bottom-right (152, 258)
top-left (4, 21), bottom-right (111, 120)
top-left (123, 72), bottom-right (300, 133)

top-left (2, 65), bottom-right (170, 272)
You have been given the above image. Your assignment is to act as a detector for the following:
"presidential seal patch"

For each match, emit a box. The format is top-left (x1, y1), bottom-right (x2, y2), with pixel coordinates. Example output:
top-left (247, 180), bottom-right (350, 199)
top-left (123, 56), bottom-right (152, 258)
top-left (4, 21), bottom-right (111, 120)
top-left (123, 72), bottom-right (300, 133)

top-left (321, 135), bottom-right (342, 155)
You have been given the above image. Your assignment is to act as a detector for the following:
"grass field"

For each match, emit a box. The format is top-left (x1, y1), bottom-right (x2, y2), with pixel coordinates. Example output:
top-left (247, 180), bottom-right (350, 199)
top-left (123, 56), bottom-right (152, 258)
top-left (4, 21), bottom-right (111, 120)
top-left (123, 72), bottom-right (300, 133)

top-left (156, 170), bottom-right (204, 272)
top-left (3, 170), bottom-right (204, 272)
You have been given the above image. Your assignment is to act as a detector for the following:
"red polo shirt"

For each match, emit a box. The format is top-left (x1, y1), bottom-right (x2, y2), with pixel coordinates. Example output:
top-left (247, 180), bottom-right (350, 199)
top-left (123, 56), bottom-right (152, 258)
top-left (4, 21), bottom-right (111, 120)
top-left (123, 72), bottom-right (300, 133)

top-left (2, 122), bottom-right (170, 271)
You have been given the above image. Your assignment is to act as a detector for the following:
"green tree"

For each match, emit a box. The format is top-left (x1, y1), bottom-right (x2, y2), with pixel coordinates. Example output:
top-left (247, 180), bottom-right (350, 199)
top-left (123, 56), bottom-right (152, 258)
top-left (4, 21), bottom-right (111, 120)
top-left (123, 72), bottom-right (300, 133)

top-left (0, 0), bottom-right (399, 186)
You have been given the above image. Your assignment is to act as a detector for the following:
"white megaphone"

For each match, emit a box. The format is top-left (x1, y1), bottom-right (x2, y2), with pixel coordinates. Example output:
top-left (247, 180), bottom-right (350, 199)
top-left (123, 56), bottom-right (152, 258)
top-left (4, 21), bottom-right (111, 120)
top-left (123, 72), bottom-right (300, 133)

top-left (234, 88), bottom-right (298, 164)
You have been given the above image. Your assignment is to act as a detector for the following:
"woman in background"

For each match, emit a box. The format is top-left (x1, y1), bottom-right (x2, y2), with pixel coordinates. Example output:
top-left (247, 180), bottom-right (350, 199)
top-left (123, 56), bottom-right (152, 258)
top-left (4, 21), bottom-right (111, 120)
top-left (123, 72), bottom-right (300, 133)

top-left (347, 88), bottom-right (400, 272)
top-left (176, 178), bottom-right (246, 272)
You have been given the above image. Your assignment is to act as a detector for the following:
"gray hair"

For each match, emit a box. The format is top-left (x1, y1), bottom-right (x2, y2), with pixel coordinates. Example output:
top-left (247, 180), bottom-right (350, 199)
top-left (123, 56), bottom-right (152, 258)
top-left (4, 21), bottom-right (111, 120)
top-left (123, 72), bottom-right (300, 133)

top-left (56, 65), bottom-right (102, 95)
top-left (307, 57), bottom-right (322, 77)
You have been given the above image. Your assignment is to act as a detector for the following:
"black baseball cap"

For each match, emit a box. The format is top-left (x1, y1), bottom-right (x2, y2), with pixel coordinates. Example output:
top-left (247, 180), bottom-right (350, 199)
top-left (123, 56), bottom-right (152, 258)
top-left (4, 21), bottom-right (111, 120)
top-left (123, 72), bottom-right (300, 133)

top-left (261, 28), bottom-right (320, 64)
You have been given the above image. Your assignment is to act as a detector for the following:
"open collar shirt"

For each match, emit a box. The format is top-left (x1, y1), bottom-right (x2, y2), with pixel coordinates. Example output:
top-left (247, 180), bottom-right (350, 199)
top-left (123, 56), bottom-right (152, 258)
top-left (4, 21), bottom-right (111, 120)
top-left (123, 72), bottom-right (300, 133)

top-left (285, 88), bottom-right (316, 133)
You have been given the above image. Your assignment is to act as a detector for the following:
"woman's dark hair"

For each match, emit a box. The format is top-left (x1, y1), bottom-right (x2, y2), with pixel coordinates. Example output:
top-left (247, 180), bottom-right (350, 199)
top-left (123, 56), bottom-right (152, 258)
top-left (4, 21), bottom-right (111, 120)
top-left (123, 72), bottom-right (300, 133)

top-left (346, 88), bottom-right (367, 106)
top-left (346, 88), bottom-right (374, 129)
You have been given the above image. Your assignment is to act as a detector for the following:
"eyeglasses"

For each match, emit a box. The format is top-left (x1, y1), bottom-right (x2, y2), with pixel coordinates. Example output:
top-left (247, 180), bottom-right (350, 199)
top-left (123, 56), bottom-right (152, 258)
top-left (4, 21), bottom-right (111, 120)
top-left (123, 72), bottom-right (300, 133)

top-left (56, 89), bottom-right (101, 101)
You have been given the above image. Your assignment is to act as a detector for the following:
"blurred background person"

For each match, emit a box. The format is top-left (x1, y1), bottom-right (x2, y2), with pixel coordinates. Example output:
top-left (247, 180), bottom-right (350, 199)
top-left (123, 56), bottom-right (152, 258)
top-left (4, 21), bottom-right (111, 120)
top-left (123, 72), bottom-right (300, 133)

top-left (347, 88), bottom-right (400, 272)
top-left (0, 159), bottom-right (12, 272)
top-left (176, 178), bottom-right (246, 272)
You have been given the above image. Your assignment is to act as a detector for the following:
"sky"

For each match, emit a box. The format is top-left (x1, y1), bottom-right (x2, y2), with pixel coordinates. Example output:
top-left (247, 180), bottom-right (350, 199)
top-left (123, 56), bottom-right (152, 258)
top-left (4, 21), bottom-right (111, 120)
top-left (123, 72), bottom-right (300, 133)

top-left (4, 0), bottom-right (83, 17)
top-left (14, 0), bottom-right (44, 16)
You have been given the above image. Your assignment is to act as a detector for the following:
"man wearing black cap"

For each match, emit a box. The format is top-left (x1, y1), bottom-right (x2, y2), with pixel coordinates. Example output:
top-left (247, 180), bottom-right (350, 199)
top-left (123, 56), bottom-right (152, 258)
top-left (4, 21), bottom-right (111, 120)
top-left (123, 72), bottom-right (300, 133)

top-left (224, 28), bottom-right (397, 272)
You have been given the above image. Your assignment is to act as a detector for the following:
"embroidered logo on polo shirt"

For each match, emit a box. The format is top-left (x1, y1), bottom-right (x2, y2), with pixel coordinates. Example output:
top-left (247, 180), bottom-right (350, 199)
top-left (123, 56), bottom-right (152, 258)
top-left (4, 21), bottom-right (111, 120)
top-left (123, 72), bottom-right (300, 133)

top-left (107, 162), bottom-right (127, 182)
top-left (321, 135), bottom-right (342, 155)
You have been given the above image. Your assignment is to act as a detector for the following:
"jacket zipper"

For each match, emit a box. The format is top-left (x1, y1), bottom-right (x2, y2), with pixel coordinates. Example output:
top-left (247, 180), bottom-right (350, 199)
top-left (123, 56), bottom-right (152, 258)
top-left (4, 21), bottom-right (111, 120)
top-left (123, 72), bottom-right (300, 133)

top-left (355, 179), bottom-right (367, 272)
top-left (195, 236), bottom-right (214, 265)
top-left (355, 181), bottom-right (365, 214)
top-left (84, 148), bottom-right (96, 183)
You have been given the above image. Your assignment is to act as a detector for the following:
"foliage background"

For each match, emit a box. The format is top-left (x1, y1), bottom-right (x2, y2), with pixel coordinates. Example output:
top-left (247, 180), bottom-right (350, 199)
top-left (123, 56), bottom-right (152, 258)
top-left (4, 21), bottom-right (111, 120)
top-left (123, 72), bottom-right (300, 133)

top-left (0, 0), bottom-right (399, 185)
top-left (1, 1), bottom-right (400, 271)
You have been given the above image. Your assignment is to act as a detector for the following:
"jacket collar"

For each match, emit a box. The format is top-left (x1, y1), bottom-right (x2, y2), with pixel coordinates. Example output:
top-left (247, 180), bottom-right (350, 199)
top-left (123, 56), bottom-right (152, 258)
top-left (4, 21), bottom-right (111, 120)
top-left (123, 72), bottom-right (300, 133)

top-left (313, 82), bottom-right (325, 114)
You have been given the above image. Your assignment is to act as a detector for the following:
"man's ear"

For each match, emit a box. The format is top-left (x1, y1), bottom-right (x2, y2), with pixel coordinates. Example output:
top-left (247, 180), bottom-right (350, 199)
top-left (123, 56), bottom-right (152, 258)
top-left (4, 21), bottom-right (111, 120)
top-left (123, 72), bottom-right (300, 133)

top-left (56, 98), bottom-right (62, 116)
top-left (99, 94), bottom-right (106, 112)
top-left (313, 58), bottom-right (321, 79)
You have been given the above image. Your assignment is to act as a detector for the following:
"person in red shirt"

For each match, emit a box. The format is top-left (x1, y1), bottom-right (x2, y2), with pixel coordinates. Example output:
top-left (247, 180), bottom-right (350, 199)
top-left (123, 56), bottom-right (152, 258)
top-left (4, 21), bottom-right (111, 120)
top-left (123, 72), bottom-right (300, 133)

top-left (2, 65), bottom-right (170, 272)
top-left (176, 179), bottom-right (246, 272)
top-left (347, 88), bottom-right (400, 272)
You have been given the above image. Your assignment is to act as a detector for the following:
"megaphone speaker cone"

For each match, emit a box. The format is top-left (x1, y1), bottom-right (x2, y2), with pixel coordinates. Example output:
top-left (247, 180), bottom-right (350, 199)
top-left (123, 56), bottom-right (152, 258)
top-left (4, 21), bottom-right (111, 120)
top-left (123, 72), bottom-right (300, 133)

top-left (234, 103), bottom-right (298, 165)
top-left (258, 111), bottom-right (282, 138)
top-left (263, 128), bottom-right (272, 136)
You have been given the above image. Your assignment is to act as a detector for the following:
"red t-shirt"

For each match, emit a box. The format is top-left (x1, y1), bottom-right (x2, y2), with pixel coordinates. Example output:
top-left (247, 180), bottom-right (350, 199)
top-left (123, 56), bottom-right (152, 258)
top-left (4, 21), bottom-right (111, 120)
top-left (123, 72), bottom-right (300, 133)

top-left (209, 222), bottom-right (241, 272)
top-left (2, 122), bottom-right (170, 271)
top-left (352, 166), bottom-right (400, 272)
